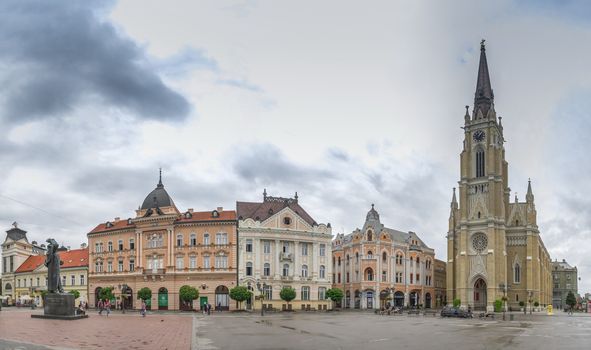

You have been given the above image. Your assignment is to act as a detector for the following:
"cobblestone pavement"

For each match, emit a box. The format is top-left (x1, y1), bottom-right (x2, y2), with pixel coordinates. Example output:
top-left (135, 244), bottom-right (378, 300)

top-left (0, 308), bottom-right (192, 350)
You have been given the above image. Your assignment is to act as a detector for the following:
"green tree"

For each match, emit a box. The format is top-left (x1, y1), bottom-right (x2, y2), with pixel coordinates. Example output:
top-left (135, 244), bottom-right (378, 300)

top-left (280, 287), bottom-right (296, 308)
top-left (137, 287), bottom-right (152, 301)
top-left (326, 288), bottom-right (344, 309)
top-left (99, 286), bottom-right (114, 302)
top-left (453, 298), bottom-right (461, 308)
top-left (494, 299), bottom-right (503, 313)
top-left (229, 286), bottom-right (252, 310)
top-left (179, 285), bottom-right (199, 303)
top-left (69, 289), bottom-right (80, 299)
top-left (566, 291), bottom-right (577, 309)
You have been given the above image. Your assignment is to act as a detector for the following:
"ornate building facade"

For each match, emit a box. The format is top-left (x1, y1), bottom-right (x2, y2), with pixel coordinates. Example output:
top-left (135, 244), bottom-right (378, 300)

top-left (332, 205), bottom-right (436, 309)
top-left (88, 174), bottom-right (237, 311)
top-left (237, 191), bottom-right (332, 311)
top-left (446, 41), bottom-right (552, 311)
top-left (551, 259), bottom-right (578, 310)
top-left (434, 259), bottom-right (447, 308)
top-left (1, 224), bottom-right (45, 303)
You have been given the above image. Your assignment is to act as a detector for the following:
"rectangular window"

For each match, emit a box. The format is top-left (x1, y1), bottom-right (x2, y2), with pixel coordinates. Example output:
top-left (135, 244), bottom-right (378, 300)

top-left (263, 241), bottom-right (271, 254)
top-left (129, 259), bottom-right (135, 272)
top-left (45, 277), bottom-right (48, 286)
top-left (337, 273), bottom-right (341, 283)
top-left (246, 239), bottom-right (253, 253)
top-left (301, 286), bottom-right (310, 301)
top-left (319, 244), bottom-right (326, 256)
top-left (203, 256), bottom-right (210, 269)
top-left (95, 243), bottom-right (100, 253)
top-left (190, 235), bottom-right (197, 246)
top-left (62, 275), bottom-right (66, 286)
top-left (190, 256), bottom-right (196, 269)
top-left (204, 234), bottom-right (210, 246)
top-left (108, 241), bottom-right (113, 252)
top-left (417, 274), bottom-right (420, 284)
top-left (346, 272), bottom-right (350, 283)
top-left (410, 273), bottom-right (413, 284)
top-left (177, 235), bottom-right (183, 247)
top-left (130, 239), bottom-right (135, 250)
top-left (318, 287), bottom-right (326, 300)
top-left (382, 271), bottom-right (387, 282)
top-left (10, 256), bottom-right (14, 271)
top-left (80, 275), bottom-right (85, 285)
top-left (118, 260), bottom-right (123, 272)
top-left (215, 256), bottom-right (228, 268)
top-left (301, 243), bottom-right (308, 256)
top-left (118, 240), bottom-right (123, 251)
top-left (282, 242), bottom-right (289, 253)
top-left (18, 279), bottom-right (20, 288)
top-left (37, 277), bottom-right (40, 287)
top-left (107, 261), bottom-right (113, 273)
top-left (177, 257), bottom-right (184, 269)
top-left (71, 275), bottom-right (75, 285)
top-left (263, 285), bottom-right (272, 300)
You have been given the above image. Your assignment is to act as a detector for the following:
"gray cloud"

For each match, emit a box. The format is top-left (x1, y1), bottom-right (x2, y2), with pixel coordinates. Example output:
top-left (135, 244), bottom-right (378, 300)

top-left (0, 0), bottom-right (191, 123)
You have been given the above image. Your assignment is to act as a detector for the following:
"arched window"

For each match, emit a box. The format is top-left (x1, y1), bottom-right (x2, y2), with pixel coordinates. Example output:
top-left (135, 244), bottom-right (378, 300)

top-left (283, 264), bottom-right (290, 277)
top-left (382, 252), bottom-right (387, 262)
top-left (319, 265), bottom-right (326, 279)
top-left (355, 252), bottom-right (359, 263)
top-left (476, 148), bottom-right (485, 177)
top-left (203, 233), bottom-right (210, 245)
top-left (190, 234), bottom-right (196, 246)
top-left (365, 268), bottom-right (374, 281)
top-left (108, 241), bottom-right (113, 252)
top-left (246, 262), bottom-right (253, 276)
top-left (338, 257), bottom-right (341, 266)
top-left (263, 263), bottom-right (270, 276)
top-left (367, 251), bottom-right (373, 259)
top-left (176, 234), bottom-right (183, 247)
top-left (367, 231), bottom-right (373, 241)
top-left (514, 263), bottom-right (521, 283)
top-left (416, 257), bottom-right (420, 264)
top-left (301, 265), bottom-right (308, 278)
top-left (301, 286), bottom-right (310, 301)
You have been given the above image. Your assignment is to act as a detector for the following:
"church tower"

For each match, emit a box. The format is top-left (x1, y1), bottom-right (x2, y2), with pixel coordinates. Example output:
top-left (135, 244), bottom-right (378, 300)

top-left (447, 40), bottom-right (510, 311)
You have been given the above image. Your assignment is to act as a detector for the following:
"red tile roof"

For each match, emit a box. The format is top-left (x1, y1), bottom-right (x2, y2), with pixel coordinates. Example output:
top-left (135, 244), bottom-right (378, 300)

top-left (15, 255), bottom-right (45, 273)
top-left (89, 219), bottom-right (135, 234)
top-left (14, 248), bottom-right (89, 273)
top-left (237, 197), bottom-right (317, 226)
top-left (176, 210), bottom-right (237, 223)
top-left (61, 248), bottom-right (89, 269)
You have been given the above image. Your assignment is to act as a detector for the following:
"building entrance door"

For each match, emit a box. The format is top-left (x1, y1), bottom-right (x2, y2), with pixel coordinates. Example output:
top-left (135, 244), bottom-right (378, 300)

top-left (158, 288), bottom-right (168, 310)
top-left (200, 296), bottom-right (208, 311)
top-left (474, 278), bottom-right (487, 310)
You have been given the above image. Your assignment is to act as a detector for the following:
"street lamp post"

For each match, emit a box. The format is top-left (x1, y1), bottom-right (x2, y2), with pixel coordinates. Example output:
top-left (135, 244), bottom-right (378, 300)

top-left (256, 281), bottom-right (267, 317)
top-left (499, 283), bottom-right (508, 321)
top-left (528, 291), bottom-right (533, 315)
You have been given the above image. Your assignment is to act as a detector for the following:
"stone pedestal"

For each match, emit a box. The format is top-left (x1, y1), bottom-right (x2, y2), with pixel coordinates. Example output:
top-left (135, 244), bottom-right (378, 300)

top-left (31, 293), bottom-right (88, 320)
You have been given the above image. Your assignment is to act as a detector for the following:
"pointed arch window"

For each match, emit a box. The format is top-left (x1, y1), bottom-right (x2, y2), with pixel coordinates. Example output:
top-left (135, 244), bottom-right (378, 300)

top-left (514, 263), bottom-right (521, 284)
top-left (476, 148), bottom-right (485, 177)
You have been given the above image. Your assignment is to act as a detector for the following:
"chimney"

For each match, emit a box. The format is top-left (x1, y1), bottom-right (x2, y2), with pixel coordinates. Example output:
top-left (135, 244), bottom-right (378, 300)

top-left (114, 217), bottom-right (120, 223)
top-left (188, 208), bottom-right (194, 213)
top-left (80, 243), bottom-right (87, 249)
top-left (563, 259), bottom-right (566, 263)
top-left (217, 207), bottom-right (223, 212)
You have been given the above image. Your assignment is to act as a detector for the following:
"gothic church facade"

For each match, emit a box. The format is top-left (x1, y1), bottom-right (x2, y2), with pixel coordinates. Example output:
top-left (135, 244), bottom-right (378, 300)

top-left (446, 41), bottom-right (552, 311)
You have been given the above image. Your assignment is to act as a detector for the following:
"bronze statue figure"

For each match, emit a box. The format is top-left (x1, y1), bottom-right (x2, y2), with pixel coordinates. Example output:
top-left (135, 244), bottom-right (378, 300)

top-left (45, 238), bottom-right (64, 293)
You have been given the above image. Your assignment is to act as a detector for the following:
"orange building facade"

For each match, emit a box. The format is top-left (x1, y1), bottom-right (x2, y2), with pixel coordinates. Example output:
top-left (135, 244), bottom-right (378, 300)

top-left (332, 205), bottom-right (436, 309)
top-left (87, 175), bottom-right (237, 311)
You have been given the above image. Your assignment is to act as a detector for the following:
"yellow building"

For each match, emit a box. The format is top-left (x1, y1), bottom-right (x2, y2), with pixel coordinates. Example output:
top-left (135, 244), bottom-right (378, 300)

top-left (14, 248), bottom-right (89, 306)
top-left (446, 41), bottom-right (552, 311)
top-left (87, 174), bottom-right (238, 311)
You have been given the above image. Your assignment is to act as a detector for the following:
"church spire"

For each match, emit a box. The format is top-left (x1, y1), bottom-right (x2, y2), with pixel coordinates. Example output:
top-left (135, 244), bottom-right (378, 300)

top-left (474, 39), bottom-right (494, 117)
top-left (450, 187), bottom-right (458, 210)
top-left (526, 178), bottom-right (534, 203)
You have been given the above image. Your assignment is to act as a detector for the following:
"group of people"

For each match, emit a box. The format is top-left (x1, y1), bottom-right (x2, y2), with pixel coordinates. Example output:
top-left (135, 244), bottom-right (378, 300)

top-left (97, 299), bottom-right (112, 316)
top-left (202, 302), bottom-right (223, 315)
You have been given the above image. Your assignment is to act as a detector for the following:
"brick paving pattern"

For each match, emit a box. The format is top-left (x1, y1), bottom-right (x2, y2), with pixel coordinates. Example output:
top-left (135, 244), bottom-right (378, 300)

top-left (0, 309), bottom-right (192, 350)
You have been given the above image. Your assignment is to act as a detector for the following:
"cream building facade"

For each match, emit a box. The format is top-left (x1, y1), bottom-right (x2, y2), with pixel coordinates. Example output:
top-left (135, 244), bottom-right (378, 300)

top-left (14, 248), bottom-right (89, 306)
top-left (237, 191), bottom-right (333, 311)
top-left (446, 41), bottom-right (552, 311)
top-left (88, 174), bottom-right (238, 311)
top-left (1, 224), bottom-right (45, 304)
top-left (332, 205), bottom-right (436, 309)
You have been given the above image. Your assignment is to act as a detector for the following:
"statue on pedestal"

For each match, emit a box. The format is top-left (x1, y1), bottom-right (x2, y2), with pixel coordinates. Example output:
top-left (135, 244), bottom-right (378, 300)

top-left (45, 238), bottom-right (64, 294)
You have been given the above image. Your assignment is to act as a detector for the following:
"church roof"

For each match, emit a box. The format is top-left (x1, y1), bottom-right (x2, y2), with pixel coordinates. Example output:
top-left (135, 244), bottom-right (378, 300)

top-left (140, 172), bottom-right (175, 210)
top-left (474, 40), bottom-right (494, 116)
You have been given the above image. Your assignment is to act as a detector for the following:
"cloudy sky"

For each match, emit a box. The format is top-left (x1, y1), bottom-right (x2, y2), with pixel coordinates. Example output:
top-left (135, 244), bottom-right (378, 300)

top-left (1, 0), bottom-right (590, 292)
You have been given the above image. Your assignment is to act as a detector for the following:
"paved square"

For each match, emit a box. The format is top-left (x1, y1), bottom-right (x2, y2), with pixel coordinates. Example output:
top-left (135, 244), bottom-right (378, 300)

top-left (1, 308), bottom-right (591, 349)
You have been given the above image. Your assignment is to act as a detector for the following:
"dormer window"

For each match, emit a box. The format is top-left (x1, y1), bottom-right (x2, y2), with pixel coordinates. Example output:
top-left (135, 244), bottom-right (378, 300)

top-left (268, 208), bottom-right (274, 215)
top-left (283, 217), bottom-right (291, 225)
top-left (106, 222), bottom-right (113, 228)
top-left (185, 212), bottom-right (192, 219)
top-left (212, 210), bottom-right (219, 218)
top-left (127, 218), bottom-right (132, 225)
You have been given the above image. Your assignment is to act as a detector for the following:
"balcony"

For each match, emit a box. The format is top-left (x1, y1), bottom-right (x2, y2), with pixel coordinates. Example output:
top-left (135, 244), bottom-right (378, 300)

top-left (280, 252), bottom-right (293, 261)
top-left (281, 275), bottom-right (294, 281)
top-left (143, 268), bottom-right (166, 275)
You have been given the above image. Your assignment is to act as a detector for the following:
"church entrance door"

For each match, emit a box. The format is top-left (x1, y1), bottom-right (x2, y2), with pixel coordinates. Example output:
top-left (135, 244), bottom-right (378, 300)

top-left (474, 278), bottom-right (487, 310)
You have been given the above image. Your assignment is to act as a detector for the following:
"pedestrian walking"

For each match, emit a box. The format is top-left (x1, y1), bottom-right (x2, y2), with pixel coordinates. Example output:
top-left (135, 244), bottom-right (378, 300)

top-left (218, 302), bottom-right (222, 312)
top-left (207, 303), bottom-right (211, 315)
top-left (105, 299), bottom-right (111, 317)
top-left (98, 299), bottom-right (104, 315)
top-left (140, 300), bottom-right (146, 317)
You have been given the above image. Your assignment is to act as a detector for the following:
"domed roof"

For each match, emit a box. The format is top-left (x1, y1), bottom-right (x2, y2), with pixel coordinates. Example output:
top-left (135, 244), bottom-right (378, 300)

top-left (140, 172), bottom-right (174, 210)
top-left (366, 204), bottom-right (380, 222)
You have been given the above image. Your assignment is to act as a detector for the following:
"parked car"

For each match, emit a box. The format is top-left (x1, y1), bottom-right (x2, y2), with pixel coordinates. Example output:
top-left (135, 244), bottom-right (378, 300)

top-left (440, 306), bottom-right (472, 318)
